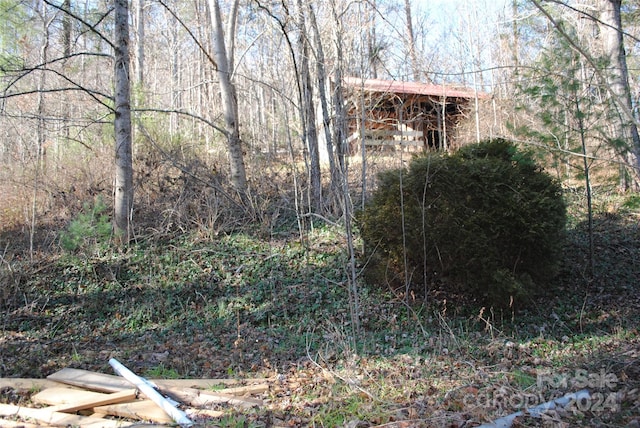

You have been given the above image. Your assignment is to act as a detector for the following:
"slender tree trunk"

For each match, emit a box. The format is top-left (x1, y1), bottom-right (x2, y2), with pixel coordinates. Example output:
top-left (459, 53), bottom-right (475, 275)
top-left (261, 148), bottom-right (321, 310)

top-left (32, 1), bottom-right (52, 258)
top-left (511, 0), bottom-right (520, 79)
top-left (575, 92), bottom-right (595, 279)
top-left (404, 0), bottom-right (420, 81)
top-left (59, 0), bottom-right (72, 166)
top-left (195, 0), bottom-right (214, 147)
top-left (597, 0), bottom-right (640, 190)
top-left (296, 0), bottom-right (321, 213)
top-left (367, 0), bottom-right (378, 78)
top-left (133, 0), bottom-right (145, 142)
top-left (208, 0), bottom-right (247, 196)
top-left (330, 0), bottom-right (359, 338)
top-left (330, 1), bottom-right (347, 174)
top-left (134, 0), bottom-right (145, 86)
top-left (114, 0), bottom-right (134, 241)
top-left (62, 0), bottom-right (71, 57)
top-left (225, 0), bottom-right (239, 73)
top-left (168, 7), bottom-right (181, 135)
top-left (307, 3), bottom-right (339, 208)
top-left (37, 8), bottom-right (48, 171)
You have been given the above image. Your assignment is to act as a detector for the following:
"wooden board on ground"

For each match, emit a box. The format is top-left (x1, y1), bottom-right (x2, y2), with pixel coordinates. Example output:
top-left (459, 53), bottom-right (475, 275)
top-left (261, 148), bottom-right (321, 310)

top-left (33, 386), bottom-right (173, 424)
top-left (0, 418), bottom-right (41, 428)
top-left (44, 388), bottom-right (137, 413)
top-left (94, 400), bottom-right (174, 424)
top-left (0, 366), bottom-right (270, 426)
top-left (0, 378), bottom-right (79, 392)
top-left (186, 407), bottom-right (225, 419)
top-left (47, 368), bottom-right (131, 393)
top-left (48, 368), bottom-right (271, 393)
top-left (216, 383), bottom-right (269, 396)
top-left (161, 385), bottom-right (263, 408)
top-left (0, 403), bottom-right (126, 428)
top-left (156, 377), bottom-right (273, 389)
top-left (32, 387), bottom-right (111, 406)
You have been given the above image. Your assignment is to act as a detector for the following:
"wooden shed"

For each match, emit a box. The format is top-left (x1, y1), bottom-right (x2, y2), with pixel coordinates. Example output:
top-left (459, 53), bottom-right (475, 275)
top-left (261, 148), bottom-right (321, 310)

top-left (342, 77), bottom-right (478, 153)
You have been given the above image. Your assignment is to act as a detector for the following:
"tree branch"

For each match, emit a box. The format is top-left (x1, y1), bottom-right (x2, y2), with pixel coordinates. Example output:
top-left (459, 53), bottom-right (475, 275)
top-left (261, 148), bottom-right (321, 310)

top-left (133, 107), bottom-right (228, 136)
top-left (155, 0), bottom-right (218, 69)
top-left (2, 52), bottom-right (112, 93)
top-left (42, 0), bottom-right (115, 49)
top-left (0, 87), bottom-right (113, 109)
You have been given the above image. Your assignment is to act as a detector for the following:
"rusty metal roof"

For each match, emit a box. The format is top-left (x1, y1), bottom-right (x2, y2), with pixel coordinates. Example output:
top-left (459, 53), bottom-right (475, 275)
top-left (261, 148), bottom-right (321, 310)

top-left (343, 77), bottom-right (479, 99)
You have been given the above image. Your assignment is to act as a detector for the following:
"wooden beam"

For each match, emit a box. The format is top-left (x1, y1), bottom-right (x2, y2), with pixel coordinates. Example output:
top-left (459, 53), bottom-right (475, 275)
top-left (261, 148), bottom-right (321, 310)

top-left (363, 139), bottom-right (424, 147)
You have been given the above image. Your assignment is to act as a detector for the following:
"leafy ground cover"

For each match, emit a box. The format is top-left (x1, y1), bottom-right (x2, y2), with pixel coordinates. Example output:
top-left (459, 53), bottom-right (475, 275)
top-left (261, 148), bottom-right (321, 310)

top-left (1, 187), bottom-right (639, 427)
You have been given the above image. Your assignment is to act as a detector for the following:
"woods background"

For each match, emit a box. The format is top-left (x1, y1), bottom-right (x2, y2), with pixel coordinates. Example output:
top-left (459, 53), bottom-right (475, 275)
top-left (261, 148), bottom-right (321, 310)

top-left (1, 0), bottom-right (639, 247)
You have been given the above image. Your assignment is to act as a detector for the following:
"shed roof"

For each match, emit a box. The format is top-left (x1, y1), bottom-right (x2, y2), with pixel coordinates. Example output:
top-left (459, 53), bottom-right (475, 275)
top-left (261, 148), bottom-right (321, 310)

top-left (343, 77), bottom-right (480, 99)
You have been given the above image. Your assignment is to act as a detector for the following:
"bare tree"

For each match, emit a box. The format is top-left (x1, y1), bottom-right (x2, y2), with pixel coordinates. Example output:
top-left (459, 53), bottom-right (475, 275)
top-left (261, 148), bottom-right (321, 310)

top-left (133, 0), bottom-right (145, 86)
top-left (307, 3), bottom-right (340, 206)
top-left (31, 1), bottom-right (53, 257)
top-left (114, 0), bottom-right (134, 241)
top-left (366, 0), bottom-right (380, 79)
top-left (207, 0), bottom-right (247, 196)
top-left (404, 0), bottom-right (420, 81)
top-left (295, 0), bottom-right (322, 213)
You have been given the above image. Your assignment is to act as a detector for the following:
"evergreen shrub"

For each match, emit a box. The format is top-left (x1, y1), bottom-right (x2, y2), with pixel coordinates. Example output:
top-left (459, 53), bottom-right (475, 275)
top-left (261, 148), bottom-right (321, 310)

top-left (356, 139), bottom-right (567, 307)
top-left (60, 196), bottom-right (112, 252)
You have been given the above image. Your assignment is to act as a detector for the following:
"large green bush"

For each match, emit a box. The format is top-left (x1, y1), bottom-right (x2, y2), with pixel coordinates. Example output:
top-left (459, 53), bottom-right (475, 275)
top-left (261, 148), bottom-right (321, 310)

top-left (356, 139), bottom-right (567, 307)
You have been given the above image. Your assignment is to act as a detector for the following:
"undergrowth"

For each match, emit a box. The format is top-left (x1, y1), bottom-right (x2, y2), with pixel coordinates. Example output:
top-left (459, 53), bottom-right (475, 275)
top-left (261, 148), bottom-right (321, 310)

top-left (1, 185), bottom-right (639, 426)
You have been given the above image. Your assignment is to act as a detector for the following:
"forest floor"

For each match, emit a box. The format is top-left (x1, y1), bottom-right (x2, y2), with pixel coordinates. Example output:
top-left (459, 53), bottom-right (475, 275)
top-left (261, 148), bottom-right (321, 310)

top-left (1, 185), bottom-right (639, 427)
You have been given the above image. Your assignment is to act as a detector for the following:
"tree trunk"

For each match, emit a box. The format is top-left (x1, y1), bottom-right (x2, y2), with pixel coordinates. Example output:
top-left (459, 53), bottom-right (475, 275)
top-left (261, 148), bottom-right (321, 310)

top-left (296, 0), bottom-right (321, 213)
top-left (32, 1), bottom-right (52, 258)
top-left (208, 0), bottom-right (247, 196)
top-left (367, 0), bottom-right (379, 79)
top-left (168, 6), bottom-right (181, 135)
top-left (62, 0), bottom-right (71, 57)
top-left (134, 0), bottom-right (145, 86)
top-left (404, 0), bottom-right (420, 81)
top-left (225, 0), bottom-right (239, 73)
top-left (114, 0), bottom-right (134, 242)
top-left (307, 3), bottom-right (339, 208)
top-left (329, 2), bottom-right (347, 175)
top-left (597, 0), bottom-right (640, 190)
